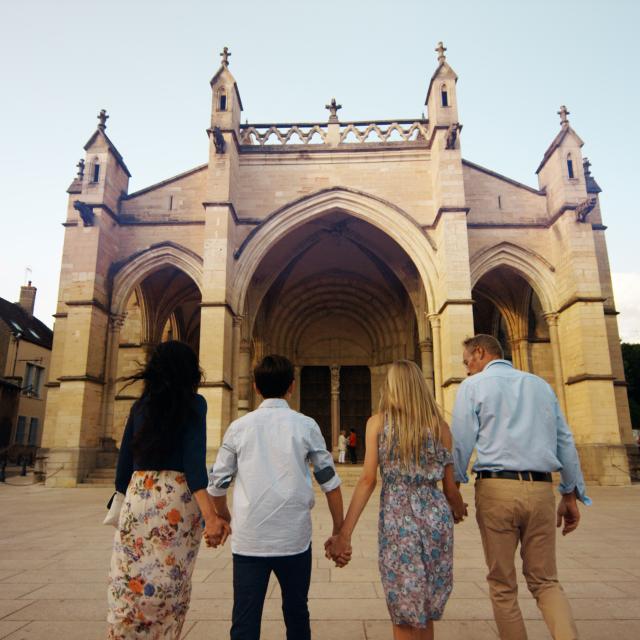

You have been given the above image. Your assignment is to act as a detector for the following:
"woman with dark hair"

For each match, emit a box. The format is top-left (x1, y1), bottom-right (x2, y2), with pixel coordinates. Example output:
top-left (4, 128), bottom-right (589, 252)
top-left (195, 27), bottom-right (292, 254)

top-left (107, 340), bottom-right (230, 639)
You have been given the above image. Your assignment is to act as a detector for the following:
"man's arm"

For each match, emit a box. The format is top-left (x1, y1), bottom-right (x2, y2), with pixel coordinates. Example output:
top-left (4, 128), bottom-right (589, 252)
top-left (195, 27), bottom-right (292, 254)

top-left (451, 381), bottom-right (480, 484)
top-left (207, 425), bottom-right (238, 523)
top-left (324, 487), bottom-right (344, 535)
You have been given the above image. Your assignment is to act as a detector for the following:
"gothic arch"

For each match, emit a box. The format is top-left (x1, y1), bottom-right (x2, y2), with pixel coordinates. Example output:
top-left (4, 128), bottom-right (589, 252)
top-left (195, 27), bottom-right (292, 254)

top-left (111, 242), bottom-right (203, 316)
top-left (469, 241), bottom-right (556, 312)
top-left (231, 187), bottom-right (438, 314)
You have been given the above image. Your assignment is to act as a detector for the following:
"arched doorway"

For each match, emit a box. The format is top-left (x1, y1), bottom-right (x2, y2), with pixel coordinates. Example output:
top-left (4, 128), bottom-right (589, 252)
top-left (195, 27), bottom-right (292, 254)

top-left (241, 211), bottom-right (429, 454)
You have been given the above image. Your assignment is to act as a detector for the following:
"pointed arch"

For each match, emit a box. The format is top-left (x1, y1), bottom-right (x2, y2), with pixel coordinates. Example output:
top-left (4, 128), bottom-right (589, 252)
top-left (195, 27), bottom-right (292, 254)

top-left (111, 242), bottom-right (203, 316)
top-left (469, 241), bottom-right (556, 312)
top-left (231, 187), bottom-right (438, 314)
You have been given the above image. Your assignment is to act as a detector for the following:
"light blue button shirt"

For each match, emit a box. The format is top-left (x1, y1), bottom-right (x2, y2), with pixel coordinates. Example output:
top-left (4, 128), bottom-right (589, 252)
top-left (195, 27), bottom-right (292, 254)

top-left (451, 360), bottom-right (591, 504)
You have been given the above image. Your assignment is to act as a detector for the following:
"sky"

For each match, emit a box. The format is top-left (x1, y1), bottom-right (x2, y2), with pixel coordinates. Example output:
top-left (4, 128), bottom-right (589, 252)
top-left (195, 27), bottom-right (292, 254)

top-left (1, 0), bottom-right (638, 341)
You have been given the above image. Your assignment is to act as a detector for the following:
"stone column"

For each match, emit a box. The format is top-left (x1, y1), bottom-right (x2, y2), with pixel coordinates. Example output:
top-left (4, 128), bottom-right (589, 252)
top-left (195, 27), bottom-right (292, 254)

top-left (237, 338), bottom-right (251, 417)
top-left (509, 335), bottom-right (530, 372)
top-left (230, 315), bottom-right (242, 423)
top-left (544, 313), bottom-right (567, 416)
top-left (99, 312), bottom-right (127, 451)
top-left (419, 338), bottom-right (435, 395)
top-left (428, 315), bottom-right (443, 407)
top-left (292, 366), bottom-right (301, 411)
top-left (330, 364), bottom-right (340, 456)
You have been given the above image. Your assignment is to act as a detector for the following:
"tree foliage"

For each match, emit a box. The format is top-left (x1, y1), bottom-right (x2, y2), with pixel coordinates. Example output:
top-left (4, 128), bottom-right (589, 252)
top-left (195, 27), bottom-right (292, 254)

top-left (621, 343), bottom-right (640, 429)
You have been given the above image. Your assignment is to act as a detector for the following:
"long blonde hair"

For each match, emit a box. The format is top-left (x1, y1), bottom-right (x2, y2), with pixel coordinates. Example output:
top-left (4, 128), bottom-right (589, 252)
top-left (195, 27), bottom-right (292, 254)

top-left (379, 360), bottom-right (443, 467)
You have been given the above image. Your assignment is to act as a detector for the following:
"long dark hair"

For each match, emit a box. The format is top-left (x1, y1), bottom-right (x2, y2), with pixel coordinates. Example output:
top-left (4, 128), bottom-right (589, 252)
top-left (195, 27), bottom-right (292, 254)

top-left (122, 341), bottom-right (203, 464)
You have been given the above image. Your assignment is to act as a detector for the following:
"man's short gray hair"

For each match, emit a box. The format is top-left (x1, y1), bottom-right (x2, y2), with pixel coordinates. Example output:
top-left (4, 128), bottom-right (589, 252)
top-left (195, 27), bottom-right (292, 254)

top-left (463, 334), bottom-right (504, 359)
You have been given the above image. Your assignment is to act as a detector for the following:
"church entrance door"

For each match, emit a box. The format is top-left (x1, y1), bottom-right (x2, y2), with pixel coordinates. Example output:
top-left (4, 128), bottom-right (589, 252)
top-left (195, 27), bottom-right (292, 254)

top-left (339, 366), bottom-right (371, 462)
top-left (300, 366), bottom-right (332, 449)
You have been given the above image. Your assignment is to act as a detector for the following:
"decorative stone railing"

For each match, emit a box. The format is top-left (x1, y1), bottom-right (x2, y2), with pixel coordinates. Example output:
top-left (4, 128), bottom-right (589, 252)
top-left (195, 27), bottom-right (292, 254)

top-left (238, 119), bottom-right (428, 147)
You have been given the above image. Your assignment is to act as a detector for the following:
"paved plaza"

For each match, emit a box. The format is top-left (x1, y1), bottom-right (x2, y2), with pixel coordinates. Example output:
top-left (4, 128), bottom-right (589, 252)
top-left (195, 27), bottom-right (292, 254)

top-left (0, 477), bottom-right (639, 639)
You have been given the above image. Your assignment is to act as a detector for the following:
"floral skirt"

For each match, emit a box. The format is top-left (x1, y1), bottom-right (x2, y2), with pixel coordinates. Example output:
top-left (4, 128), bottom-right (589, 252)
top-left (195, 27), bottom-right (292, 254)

top-left (107, 471), bottom-right (203, 639)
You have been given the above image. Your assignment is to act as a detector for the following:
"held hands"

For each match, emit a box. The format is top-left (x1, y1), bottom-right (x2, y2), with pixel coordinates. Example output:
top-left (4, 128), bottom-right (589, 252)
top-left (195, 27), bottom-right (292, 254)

top-left (557, 493), bottom-right (580, 536)
top-left (324, 533), bottom-right (353, 568)
top-left (204, 514), bottom-right (232, 548)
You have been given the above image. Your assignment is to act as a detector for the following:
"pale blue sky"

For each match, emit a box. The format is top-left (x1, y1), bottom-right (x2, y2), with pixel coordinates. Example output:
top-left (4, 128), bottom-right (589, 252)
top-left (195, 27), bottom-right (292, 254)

top-left (1, 0), bottom-right (638, 339)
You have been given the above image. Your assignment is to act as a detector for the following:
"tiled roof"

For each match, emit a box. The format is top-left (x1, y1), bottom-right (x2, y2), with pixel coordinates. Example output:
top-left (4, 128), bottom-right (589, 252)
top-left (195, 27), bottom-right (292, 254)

top-left (0, 298), bottom-right (53, 350)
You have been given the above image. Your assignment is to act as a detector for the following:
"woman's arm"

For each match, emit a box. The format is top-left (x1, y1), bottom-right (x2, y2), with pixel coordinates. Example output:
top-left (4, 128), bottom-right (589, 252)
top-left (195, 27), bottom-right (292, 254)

top-left (326, 414), bottom-right (382, 562)
top-left (115, 409), bottom-right (135, 494)
top-left (440, 423), bottom-right (467, 523)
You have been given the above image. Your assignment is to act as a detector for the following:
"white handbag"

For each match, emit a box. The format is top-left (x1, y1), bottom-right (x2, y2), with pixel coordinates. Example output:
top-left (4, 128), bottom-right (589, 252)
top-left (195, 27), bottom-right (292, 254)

top-left (103, 491), bottom-right (125, 527)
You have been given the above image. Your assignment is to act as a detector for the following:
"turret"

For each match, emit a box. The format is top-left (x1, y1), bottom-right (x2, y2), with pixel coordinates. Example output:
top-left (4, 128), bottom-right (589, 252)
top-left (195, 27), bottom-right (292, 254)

top-left (425, 42), bottom-right (459, 130)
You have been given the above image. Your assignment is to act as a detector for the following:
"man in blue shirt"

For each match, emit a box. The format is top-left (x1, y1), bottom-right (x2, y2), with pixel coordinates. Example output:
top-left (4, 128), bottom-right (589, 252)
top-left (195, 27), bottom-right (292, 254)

top-left (452, 334), bottom-right (589, 640)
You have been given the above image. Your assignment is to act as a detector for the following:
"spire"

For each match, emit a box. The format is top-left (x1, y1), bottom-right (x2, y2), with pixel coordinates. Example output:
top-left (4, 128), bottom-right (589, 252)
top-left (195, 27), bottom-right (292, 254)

top-left (435, 41), bottom-right (447, 64)
top-left (97, 109), bottom-right (109, 131)
top-left (220, 46), bottom-right (231, 67)
top-left (558, 105), bottom-right (570, 127)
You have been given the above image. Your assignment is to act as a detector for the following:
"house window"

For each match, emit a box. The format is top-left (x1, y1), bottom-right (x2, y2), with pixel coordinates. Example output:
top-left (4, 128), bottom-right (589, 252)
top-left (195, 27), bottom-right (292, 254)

top-left (28, 418), bottom-right (39, 446)
top-left (567, 155), bottom-right (575, 179)
top-left (15, 416), bottom-right (26, 444)
top-left (441, 84), bottom-right (449, 107)
top-left (24, 363), bottom-right (43, 398)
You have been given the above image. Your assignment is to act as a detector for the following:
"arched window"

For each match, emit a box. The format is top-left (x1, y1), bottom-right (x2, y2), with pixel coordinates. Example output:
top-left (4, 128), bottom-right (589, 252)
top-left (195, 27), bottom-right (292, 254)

top-left (440, 84), bottom-right (449, 107)
top-left (91, 157), bottom-right (100, 183)
top-left (567, 154), bottom-right (575, 179)
top-left (218, 88), bottom-right (227, 112)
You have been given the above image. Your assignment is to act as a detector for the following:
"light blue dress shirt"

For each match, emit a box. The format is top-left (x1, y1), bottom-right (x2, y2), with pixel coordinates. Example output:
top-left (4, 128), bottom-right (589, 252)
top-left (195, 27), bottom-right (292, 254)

top-left (451, 360), bottom-right (590, 504)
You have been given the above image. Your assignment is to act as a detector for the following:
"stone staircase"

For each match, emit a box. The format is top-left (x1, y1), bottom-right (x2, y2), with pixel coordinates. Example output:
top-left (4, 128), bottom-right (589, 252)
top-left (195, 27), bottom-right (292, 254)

top-left (80, 466), bottom-right (115, 487)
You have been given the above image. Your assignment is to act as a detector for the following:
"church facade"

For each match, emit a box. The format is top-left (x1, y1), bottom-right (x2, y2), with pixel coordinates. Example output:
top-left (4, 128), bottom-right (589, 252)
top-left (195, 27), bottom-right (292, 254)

top-left (42, 44), bottom-right (634, 486)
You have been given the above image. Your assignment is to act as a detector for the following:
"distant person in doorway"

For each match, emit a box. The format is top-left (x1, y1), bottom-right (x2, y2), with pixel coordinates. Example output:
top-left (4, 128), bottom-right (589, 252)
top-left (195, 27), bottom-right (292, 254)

top-left (348, 428), bottom-right (358, 463)
top-left (326, 360), bottom-right (466, 640)
top-left (338, 430), bottom-right (348, 464)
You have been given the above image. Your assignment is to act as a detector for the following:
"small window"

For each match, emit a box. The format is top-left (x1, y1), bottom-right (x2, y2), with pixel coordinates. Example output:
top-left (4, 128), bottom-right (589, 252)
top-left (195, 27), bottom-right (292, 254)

top-left (10, 321), bottom-right (22, 333)
top-left (92, 162), bottom-right (100, 183)
top-left (28, 328), bottom-right (40, 339)
top-left (498, 195), bottom-right (502, 209)
top-left (15, 416), bottom-right (26, 445)
top-left (23, 363), bottom-right (43, 398)
top-left (219, 90), bottom-right (227, 112)
top-left (441, 84), bottom-right (449, 107)
top-left (28, 418), bottom-right (39, 446)
top-left (168, 195), bottom-right (173, 211)
top-left (567, 155), bottom-right (574, 179)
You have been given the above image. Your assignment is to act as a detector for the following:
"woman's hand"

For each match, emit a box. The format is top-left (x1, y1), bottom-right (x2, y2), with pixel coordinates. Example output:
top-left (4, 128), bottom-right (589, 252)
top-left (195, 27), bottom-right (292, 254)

top-left (445, 489), bottom-right (468, 524)
top-left (324, 533), bottom-right (352, 567)
top-left (204, 514), bottom-right (231, 548)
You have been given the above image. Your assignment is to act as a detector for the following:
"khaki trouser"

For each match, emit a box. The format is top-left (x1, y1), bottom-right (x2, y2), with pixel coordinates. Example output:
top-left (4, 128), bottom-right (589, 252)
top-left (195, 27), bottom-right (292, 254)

top-left (475, 478), bottom-right (579, 640)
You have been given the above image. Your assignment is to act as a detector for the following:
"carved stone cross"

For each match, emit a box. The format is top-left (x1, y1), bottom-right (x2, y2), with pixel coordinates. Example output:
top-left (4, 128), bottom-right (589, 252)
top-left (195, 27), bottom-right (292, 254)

top-left (76, 159), bottom-right (85, 179)
top-left (583, 157), bottom-right (592, 176)
top-left (97, 109), bottom-right (109, 130)
top-left (325, 98), bottom-right (342, 122)
top-left (558, 105), bottom-right (570, 126)
top-left (435, 41), bottom-right (447, 63)
top-left (220, 46), bottom-right (231, 67)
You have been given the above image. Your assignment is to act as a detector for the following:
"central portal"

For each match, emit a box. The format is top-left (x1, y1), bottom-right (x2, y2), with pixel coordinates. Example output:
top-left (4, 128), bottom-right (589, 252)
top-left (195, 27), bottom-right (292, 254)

top-left (244, 210), bottom-right (428, 454)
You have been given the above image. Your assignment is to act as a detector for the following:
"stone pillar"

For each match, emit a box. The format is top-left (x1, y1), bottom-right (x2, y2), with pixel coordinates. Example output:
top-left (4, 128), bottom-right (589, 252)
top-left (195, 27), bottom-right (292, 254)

top-left (97, 312), bottom-right (126, 466)
top-left (428, 315), bottom-right (443, 408)
top-left (330, 364), bottom-right (340, 456)
top-left (237, 338), bottom-right (251, 417)
top-left (230, 315), bottom-right (242, 423)
top-left (510, 335), bottom-right (530, 372)
top-left (419, 338), bottom-right (435, 395)
top-left (544, 313), bottom-right (567, 415)
top-left (292, 366), bottom-right (301, 411)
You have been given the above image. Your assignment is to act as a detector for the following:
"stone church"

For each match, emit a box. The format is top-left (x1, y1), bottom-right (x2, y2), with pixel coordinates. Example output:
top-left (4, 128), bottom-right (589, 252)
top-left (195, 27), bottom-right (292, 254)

top-left (42, 43), bottom-right (633, 486)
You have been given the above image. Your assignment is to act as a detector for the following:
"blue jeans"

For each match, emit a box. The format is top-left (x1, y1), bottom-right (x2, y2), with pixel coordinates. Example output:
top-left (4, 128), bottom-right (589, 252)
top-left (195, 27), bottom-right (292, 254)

top-left (231, 545), bottom-right (312, 640)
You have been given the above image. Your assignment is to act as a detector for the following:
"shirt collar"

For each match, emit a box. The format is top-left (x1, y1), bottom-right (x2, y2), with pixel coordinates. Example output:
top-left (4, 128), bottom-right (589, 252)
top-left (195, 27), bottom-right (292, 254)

top-left (259, 398), bottom-right (290, 409)
top-left (483, 359), bottom-right (513, 372)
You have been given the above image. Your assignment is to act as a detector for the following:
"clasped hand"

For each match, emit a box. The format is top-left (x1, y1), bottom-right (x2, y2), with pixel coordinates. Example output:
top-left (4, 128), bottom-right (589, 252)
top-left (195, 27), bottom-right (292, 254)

top-left (204, 514), bottom-right (232, 548)
top-left (324, 534), bottom-right (352, 568)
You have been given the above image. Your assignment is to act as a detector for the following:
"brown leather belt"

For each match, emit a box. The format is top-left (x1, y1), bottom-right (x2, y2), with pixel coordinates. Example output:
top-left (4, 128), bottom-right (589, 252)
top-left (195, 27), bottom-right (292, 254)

top-left (476, 470), bottom-right (552, 482)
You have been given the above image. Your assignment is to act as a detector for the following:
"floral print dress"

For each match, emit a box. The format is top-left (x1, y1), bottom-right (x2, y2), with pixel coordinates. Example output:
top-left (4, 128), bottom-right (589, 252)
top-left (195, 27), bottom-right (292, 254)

top-left (107, 470), bottom-right (203, 639)
top-left (378, 423), bottom-right (454, 627)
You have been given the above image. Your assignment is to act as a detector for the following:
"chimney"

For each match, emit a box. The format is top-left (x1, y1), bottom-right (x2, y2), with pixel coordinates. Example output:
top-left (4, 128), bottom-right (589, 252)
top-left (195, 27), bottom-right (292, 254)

top-left (18, 281), bottom-right (36, 316)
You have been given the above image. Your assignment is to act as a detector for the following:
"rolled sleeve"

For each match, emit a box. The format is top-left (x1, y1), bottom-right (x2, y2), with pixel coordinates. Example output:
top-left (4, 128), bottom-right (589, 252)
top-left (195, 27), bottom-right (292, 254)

top-left (307, 421), bottom-right (341, 493)
top-left (208, 425), bottom-right (238, 497)
top-left (555, 399), bottom-right (591, 505)
top-left (451, 381), bottom-right (480, 484)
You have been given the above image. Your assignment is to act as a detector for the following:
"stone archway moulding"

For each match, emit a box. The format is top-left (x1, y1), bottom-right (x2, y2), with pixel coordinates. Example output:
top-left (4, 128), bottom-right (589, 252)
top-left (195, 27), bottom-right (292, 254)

top-left (232, 187), bottom-right (439, 313)
top-left (111, 241), bottom-right (204, 316)
top-left (469, 241), bottom-right (557, 313)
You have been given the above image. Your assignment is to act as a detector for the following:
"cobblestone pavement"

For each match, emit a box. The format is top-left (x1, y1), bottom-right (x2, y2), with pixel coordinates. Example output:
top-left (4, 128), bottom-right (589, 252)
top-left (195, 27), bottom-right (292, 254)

top-left (0, 478), bottom-right (639, 639)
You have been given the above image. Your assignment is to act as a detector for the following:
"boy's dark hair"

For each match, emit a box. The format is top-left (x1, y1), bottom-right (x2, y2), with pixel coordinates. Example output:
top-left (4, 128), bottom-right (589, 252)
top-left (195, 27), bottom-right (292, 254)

top-left (254, 354), bottom-right (294, 398)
